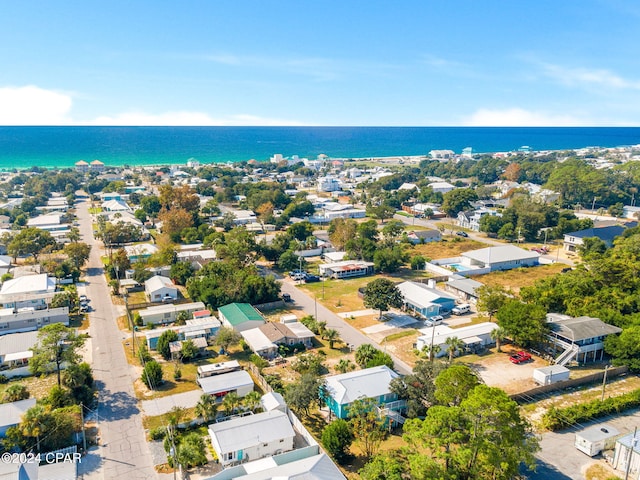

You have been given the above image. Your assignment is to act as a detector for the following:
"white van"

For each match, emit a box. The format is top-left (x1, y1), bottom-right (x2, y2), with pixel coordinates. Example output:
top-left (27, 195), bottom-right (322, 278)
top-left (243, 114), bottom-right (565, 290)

top-left (452, 304), bottom-right (471, 315)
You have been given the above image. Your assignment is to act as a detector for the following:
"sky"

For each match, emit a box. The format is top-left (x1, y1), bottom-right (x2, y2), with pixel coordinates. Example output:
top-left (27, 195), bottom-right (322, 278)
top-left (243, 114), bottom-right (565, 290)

top-left (1, 1), bottom-right (639, 127)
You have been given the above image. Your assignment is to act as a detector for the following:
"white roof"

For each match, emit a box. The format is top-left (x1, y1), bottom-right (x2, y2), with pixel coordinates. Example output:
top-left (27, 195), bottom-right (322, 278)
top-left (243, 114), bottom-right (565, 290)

top-left (241, 328), bottom-right (277, 353)
top-left (145, 275), bottom-right (176, 291)
top-left (0, 331), bottom-right (38, 357)
top-left (101, 199), bottom-right (130, 211)
top-left (324, 365), bottom-right (399, 405)
top-left (0, 274), bottom-right (56, 296)
top-left (27, 212), bottom-right (62, 227)
top-left (124, 243), bottom-right (158, 257)
top-left (197, 370), bottom-right (253, 395)
top-left (462, 245), bottom-right (539, 264)
top-left (418, 322), bottom-right (499, 346)
top-left (225, 452), bottom-right (346, 480)
top-left (208, 410), bottom-right (295, 455)
top-left (397, 281), bottom-right (457, 309)
top-left (260, 391), bottom-right (287, 412)
top-left (285, 322), bottom-right (315, 339)
top-left (0, 398), bottom-right (36, 428)
top-left (576, 424), bottom-right (620, 443)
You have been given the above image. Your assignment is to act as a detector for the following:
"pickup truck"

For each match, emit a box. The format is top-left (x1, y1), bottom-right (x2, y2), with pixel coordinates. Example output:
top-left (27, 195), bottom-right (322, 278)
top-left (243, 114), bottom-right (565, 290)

top-left (509, 351), bottom-right (532, 364)
top-left (281, 293), bottom-right (293, 303)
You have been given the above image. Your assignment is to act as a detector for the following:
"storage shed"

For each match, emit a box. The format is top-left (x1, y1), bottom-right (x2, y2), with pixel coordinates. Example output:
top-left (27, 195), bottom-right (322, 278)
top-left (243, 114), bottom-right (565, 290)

top-left (533, 365), bottom-right (570, 385)
top-left (575, 424), bottom-right (620, 456)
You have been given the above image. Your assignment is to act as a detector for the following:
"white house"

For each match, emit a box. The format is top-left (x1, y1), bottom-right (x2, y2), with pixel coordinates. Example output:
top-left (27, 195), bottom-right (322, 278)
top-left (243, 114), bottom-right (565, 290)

top-left (144, 276), bottom-right (178, 302)
top-left (431, 245), bottom-right (539, 276)
top-left (0, 398), bottom-right (36, 437)
top-left (428, 181), bottom-right (456, 193)
top-left (101, 199), bottom-right (131, 212)
top-left (416, 322), bottom-right (499, 357)
top-left (319, 260), bottom-right (374, 279)
top-left (208, 410), bottom-right (296, 466)
top-left (397, 280), bottom-right (457, 318)
top-left (198, 369), bottom-right (254, 399)
top-left (0, 307), bottom-right (70, 336)
top-left (138, 302), bottom-right (206, 325)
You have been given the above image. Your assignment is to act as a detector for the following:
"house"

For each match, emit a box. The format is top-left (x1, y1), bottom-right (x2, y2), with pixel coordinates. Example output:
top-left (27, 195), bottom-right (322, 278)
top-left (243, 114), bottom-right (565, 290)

top-left (101, 199), bottom-right (131, 212)
top-left (457, 208), bottom-right (502, 232)
top-left (428, 181), bottom-right (455, 193)
top-left (397, 280), bottom-right (457, 318)
top-left (145, 317), bottom-right (220, 349)
top-left (563, 225), bottom-right (625, 252)
top-left (208, 410), bottom-right (295, 466)
top-left (144, 276), bottom-right (178, 302)
top-left (169, 337), bottom-right (208, 360)
top-left (432, 245), bottom-right (540, 276)
top-left (240, 328), bottom-right (278, 359)
top-left (416, 322), bottom-right (499, 357)
top-left (208, 446), bottom-right (346, 480)
top-left (612, 432), bottom-right (640, 476)
top-left (98, 192), bottom-right (123, 202)
top-left (218, 303), bottom-right (265, 333)
top-left (317, 176), bottom-right (342, 192)
top-left (406, 229), bottom-right (441, 244)
top-left (241, 321), bottom-right (315, 359)
top-left (0, 307), bottom-right (70, 335)
top-left (27, 212), bottom-right (68, 232)
top-left (0, 460), bottom-right (78, 480)
top-left (197, 369), bottom-right (254, 399)
top-left (197, 360), bottom-right (241, 378)
top-left (231, 210), bottom-right (257, 225)
top-left (261, 391), bottom-right (288, 413)
top-left (90, 159), bottom-right (105, 172)
top-left (124, 243), bottom-right (158, 262)
top-left (444, 276), bottom-right (484, 303)
top-left (75, 160), bottom-right (89, 173)
top-left (318, 260), bottom-right (374, 279)
top-left (0, 273), bottom-right (56, 307)
top-left (546, 314), bottom-right (622, 365)
top-left (0, 331), bottom-right (38, 375)
top-left (323, 365), bottom-right (403, 420)
top-left (0, 398), bottom-right (36, 437)
top-left (138, 301), bottom-right (206, 325)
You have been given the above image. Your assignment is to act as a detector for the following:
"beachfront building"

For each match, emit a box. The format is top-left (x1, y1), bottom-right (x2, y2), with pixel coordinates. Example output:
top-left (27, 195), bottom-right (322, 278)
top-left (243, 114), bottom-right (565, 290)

top-left (90, 159), bottom-right (105, 172)
top-left (208, 410), bottom-right (296, 466)
top-left (218, 303), bottom-right (266, 333)
top-left (75, 160), bottom-right (89, 173)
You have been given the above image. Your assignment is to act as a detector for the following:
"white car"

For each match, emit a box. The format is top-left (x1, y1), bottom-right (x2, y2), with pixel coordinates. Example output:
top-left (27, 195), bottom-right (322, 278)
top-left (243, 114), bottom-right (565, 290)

top-left (424, 315), bottom-right (444, 327)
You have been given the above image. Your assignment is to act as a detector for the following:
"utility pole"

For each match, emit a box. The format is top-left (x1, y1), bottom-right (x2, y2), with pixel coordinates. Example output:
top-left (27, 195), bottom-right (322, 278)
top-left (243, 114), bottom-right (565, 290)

top-left (601, 365), bottom-right (609, 402)
top-left (80, 403), bottom-right (87, 452)
top-left (592, 196), bottom-right (597, 212)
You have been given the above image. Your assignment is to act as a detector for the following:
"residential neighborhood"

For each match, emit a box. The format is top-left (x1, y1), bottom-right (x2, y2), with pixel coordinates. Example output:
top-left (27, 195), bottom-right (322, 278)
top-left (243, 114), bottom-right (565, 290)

top-left (1, 146), bottom-right (640, 479)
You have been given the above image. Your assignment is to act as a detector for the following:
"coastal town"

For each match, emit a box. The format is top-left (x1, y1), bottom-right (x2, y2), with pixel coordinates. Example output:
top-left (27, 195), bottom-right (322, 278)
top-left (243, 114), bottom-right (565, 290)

top-left (2, 144), bottom-right (640, 480)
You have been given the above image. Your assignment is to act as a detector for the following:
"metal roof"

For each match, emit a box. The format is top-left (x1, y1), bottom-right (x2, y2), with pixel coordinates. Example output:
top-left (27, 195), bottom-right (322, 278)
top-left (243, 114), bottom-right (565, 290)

top-left (197, 370), bottom-right (253, 395)
top-left (324, 365), bottom-right (399, 405)
top-left (549, 316), bottom-right (622, 342)
top-left (462, 245), bottom-right (539, 264)
top-left (218, 303), bottom-right (265, 326)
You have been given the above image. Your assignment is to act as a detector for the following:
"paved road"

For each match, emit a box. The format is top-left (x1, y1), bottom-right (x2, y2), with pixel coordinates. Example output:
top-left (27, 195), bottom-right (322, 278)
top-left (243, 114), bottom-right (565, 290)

top-left (75, 194), bottom-right (157, 480)
top-left (276, 274), bottom-right (413, 375)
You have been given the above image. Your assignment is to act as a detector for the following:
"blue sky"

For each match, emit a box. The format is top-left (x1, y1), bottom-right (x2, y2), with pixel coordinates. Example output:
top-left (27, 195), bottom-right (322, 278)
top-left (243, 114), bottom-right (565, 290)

top-left (1, 1), bottom-right (639, 126)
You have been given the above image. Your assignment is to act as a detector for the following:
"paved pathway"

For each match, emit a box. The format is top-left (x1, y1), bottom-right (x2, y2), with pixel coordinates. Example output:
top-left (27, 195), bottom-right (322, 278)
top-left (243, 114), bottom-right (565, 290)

top-left (75, 194), bottom-right (158, 480)
top-left (141, 389), bottom-right (204, 417)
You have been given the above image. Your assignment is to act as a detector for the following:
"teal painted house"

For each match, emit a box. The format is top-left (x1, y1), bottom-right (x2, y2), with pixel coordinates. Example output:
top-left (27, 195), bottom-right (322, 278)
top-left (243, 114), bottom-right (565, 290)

top-left (323, 365), bottom-right (404, 420)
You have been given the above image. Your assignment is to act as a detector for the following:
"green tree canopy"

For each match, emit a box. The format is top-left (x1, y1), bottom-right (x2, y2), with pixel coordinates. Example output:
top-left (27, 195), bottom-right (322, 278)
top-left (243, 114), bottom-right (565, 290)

top-left (321, 419), bottom-right (354, 463)
top-left (156, 330), bottom-right (179, 360)
top-left (496, 299), bottom-right (548, 347)
top-left (30, 324), bottom-right (86, 386)
top-left (363, 278), bottom-right (403, 319)
top-left (8, 227), bottom-right (56, 262)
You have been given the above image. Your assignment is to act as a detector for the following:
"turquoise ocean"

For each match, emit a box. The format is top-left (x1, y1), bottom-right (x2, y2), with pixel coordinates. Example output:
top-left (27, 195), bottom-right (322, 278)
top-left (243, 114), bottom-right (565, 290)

top-left (0, 126), bottom-right (639, 170)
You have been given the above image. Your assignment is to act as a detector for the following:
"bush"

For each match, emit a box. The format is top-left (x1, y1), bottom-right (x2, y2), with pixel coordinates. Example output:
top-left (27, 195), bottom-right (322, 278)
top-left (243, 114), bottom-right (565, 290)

top-left (322, 419), bottom-right (354, 463)
top-left (250, 354), bottom-right (269, 370)
top-left (149, 426), bottom-right (167, 440)
top-left (542, 389), bottom-right (640, 431)
top-left (0, 374), bottom-right (8, 384)
top-left (141, 360), bottom-right (163, 389)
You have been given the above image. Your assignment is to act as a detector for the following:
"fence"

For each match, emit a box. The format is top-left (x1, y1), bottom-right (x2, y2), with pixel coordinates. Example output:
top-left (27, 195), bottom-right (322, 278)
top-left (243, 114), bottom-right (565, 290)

top-left (254, 300), bottom-right (286, 312)
top-left (511, 366), bottom-right (629, 403)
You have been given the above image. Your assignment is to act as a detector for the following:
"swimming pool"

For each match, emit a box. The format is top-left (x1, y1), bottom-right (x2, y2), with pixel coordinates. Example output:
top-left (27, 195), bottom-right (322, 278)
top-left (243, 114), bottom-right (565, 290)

top-left (448, 263), bottom-right (472, 272)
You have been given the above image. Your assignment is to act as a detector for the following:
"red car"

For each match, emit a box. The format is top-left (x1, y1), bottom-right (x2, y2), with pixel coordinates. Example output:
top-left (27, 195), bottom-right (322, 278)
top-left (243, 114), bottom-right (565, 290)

top-left (509, 351), bottom-right (532, 364)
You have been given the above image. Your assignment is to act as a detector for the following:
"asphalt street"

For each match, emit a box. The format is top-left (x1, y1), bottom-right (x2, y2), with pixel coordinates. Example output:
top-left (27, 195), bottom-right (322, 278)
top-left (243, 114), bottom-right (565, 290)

top-left (75, 194), bottom-right (158, 480)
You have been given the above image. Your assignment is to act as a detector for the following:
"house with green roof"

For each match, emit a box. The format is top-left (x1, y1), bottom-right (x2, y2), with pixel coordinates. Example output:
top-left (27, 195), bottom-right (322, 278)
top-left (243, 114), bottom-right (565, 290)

top-left (218, 303), bottom-right (265, 332)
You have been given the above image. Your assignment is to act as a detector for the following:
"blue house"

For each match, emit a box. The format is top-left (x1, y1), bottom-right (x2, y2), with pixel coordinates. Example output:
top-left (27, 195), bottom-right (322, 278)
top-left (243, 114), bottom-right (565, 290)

top-left (323, 365), bottom-right (404, 421)
top-left (397, 281), bottom-right (458, 318)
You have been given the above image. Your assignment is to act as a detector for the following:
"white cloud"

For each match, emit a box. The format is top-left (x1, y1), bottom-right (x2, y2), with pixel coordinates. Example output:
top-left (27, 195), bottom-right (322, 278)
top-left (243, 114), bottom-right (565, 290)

top-left (0, 86), bottom-right (73, 125)
top-left (539, 62), bottom-right (640, 90)
top-left (90, 111), bottom-right (307, 126)
top-left (462, 108), bottom-right (591, 126)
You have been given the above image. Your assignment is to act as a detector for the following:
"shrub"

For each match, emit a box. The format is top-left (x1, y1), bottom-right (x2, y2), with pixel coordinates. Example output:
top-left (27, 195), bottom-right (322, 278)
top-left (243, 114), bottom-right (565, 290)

top-left (149, 426), bottom-right (167, 440)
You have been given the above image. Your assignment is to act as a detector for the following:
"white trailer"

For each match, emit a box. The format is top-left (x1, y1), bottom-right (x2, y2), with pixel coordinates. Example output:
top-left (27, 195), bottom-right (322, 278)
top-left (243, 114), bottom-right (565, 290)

top-left (533, 365), bottom-right (570, 385)
top-left (575, 424), bottom-right (620, 456)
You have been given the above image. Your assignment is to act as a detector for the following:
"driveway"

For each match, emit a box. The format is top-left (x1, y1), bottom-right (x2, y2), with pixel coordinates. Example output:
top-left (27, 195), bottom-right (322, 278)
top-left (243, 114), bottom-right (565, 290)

top-left (141, 389), bottom-right (204, 417)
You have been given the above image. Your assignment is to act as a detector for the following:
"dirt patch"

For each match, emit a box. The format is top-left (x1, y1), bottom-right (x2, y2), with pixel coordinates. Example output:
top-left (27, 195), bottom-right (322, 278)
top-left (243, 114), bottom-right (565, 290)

top-left (411, 237), bottom-right (486, 259)
top-left (473, 263), bottom-right (567, 294)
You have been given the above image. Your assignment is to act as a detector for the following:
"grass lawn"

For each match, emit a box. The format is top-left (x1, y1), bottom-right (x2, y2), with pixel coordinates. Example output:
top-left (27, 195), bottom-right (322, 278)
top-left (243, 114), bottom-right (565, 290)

top-left (300, 277), bottom-right (371, 313)
top-left (0, 374), bottom-right (57, 401)
top-left (142, 406), bottom-right (198, 432)
top-left (88, 207), bottom-right (102, 214)
top-left (473, 263), bottom-right (567, 293)
top-left (411, 238), bottom-right (486, 260)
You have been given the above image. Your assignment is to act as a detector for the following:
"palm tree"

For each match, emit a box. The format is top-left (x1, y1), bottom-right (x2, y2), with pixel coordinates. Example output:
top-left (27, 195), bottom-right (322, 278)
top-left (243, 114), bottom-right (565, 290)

top-left (222, 392), bottom-right (241, 416)
top-left (355, 344), bottom-right (377, 367)
top-left (490, 327), bottom-right (507, 352)
top-left (445, 336), bottom-right (465, 363)
top-left (195, 394), bottom-right (217, 423)
top-left (323, 329), bottom-right (341, 349)
top-left (242, 391), bottom-right (262, 413)
top-left (336, 359), bottom-right (355, 374)
top-left (421, 343), bottom-right (441, 362)
top-left (3, 384), bottom-right (29, 403)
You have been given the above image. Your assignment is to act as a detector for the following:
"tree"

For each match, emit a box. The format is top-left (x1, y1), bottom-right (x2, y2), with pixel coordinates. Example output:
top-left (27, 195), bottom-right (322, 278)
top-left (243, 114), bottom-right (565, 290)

top-left (284, 373), bottom-right (322, 417)
top-left (373, 246), bottom-right (408, 273)
top-left (476, 285), bottom-right (510, 321)
top-left (410, 254), bottom-right (426, 270)
top-left (323, 328), bottom-right (341, 349)
top-left (441, 188), bottom-right (478, 217)
top-left (170, 261), bottom-right (194, 286)
top-left (496, 300), bottom-right (548, 347)
top-left (444, 336), bottom-right (464, 363)
top-left (336, 359), bottom-right (355, 374)
top-left (2, 383), bottom-right (29, 403)
top-left (355, 344), bottom-right (378, 368)
top-left (348, 397), bottom-right (386, 458)
top-left (141, 360), bottom-right (163, 389)
top-left (367, 204), bottom-right (396, 224)
top-left (363, 278), bottom-right (403, 319)
top-left (63, 242), bottom-right (91, 269)
top-left (322, 419), bottom-right (354, 463)
top-left (366, 350), bottom-right (394, 369)
top-left (158, 208), bottom-right (194, 237)
top-left (194, 394), bottom-right (218, 423)
top-left (30, 323), bottom-right (86, 386)
top-left (287, 221), bottom-right (314, 241)
top-left (242, 390), bottom-right (262, 412)
top-left (434, 365), bottom-right (480, 407)
top-left (490, 327), bottom-right (507, 352)
top-left (214, 328), bottom-right (241, 353)
top-left (222, 391), bottom-right (241, 416)
top-left (278, 250), bottom-right (305, 272)
top-left (175, 432), bottom-right (208, 468)
top-left (328, 218), bottom-right (357, 250)
top-left (216, 227), bottom-right (259, 268)
top-left (605, 326), bottom-right (640, 371)
top-left (390, 360), bottom-right (444, 418)
top-left (8, 227), bottom-right (56, 262)
top-left (359, 452), bottom-right (405, 480)
top-left (381, 220), bottom-right (405, 244)
top-left (180, 339), bottom-right (198, 362)
top-left (156, 330), bottom-right (179, 360)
